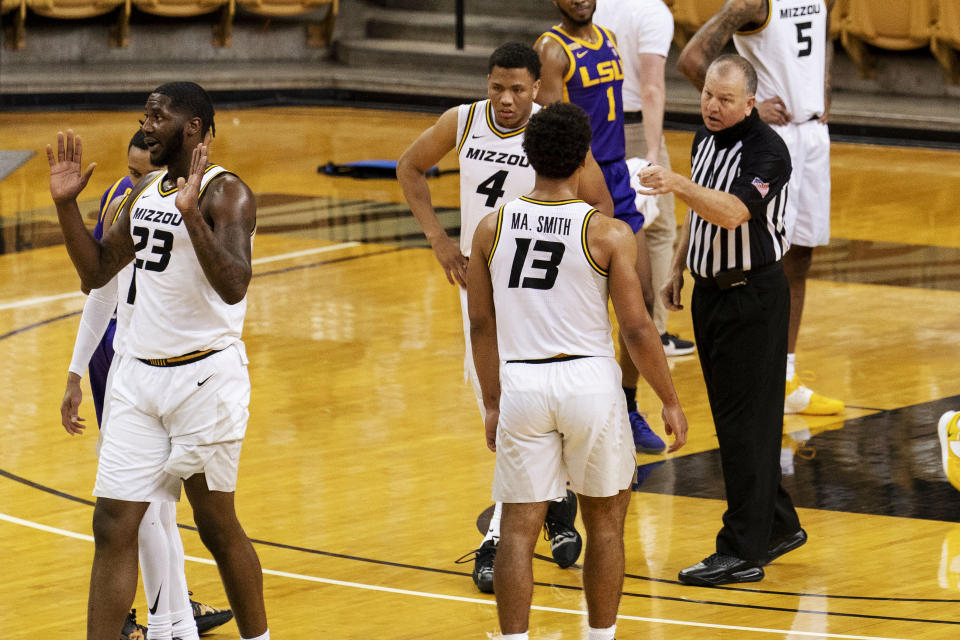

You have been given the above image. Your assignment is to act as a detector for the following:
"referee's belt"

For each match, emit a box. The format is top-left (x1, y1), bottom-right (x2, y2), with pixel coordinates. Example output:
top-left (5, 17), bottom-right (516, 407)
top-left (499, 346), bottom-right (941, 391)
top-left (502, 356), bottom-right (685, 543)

top-left (624, 110), bottom-right (643, 124)
top-left (692, 261), bottom-right (780, 290)
top-left (138, 349), bottom-right (220, 367)
top-left (506, 354), bottom-right (590, 365)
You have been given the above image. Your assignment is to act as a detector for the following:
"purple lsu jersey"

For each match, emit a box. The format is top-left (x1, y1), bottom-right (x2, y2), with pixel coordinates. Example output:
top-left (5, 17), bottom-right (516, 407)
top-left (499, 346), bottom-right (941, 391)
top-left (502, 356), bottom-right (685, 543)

top-left (541, 24), bottom-right (626, 164)
top-left (89, 175), bottom-right (133, 426)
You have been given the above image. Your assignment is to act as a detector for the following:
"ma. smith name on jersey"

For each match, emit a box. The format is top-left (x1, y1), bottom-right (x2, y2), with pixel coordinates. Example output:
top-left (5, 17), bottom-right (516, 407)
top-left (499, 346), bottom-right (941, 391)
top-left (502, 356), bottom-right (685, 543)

top-left (465, 146), bottom-right (530, 167)
top-left (511, 212), bottom-right (572, 236)
top-left (132, 207), bottom-right (183, 226)
top-left (780, 3), bottom-right (821, 18)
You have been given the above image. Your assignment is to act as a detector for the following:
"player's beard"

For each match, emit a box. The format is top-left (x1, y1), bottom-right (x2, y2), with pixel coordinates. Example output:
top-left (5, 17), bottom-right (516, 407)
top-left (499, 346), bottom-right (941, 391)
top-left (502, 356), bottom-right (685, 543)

top-left (153, 128), bottom-right (184, 167)
top-left (558, 2), bottom-right (594, 28)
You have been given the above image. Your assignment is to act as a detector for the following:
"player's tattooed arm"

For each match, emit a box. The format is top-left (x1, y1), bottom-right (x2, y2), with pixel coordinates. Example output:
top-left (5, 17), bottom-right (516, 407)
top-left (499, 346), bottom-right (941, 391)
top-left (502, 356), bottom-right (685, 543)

top-left (176, 144), bottom-right (255, 305)
top-left (677, 0), bottom-right (767, 90)
top-left (533, 35), bottom-right (570, 106)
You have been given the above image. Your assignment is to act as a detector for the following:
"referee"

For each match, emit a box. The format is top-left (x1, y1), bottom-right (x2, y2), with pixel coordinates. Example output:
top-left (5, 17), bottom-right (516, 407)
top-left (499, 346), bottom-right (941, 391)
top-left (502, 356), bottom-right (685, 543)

top-left (639, 54), bottom-right (806, 586)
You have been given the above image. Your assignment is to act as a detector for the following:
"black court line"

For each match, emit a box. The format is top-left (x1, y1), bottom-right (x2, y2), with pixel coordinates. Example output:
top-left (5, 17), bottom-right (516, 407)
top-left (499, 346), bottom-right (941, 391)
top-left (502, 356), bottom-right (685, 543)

top-left (4, 465), bottom-right (960, 627)
top-left (0, 310), bottom-right (81, 343)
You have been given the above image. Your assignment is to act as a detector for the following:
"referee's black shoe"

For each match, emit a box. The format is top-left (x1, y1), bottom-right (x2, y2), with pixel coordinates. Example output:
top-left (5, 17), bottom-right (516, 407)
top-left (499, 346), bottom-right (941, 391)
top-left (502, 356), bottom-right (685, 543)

top-left (678, 553), bottom-right (764, 586)
top-left (766, 528), bottom-right (807, 565)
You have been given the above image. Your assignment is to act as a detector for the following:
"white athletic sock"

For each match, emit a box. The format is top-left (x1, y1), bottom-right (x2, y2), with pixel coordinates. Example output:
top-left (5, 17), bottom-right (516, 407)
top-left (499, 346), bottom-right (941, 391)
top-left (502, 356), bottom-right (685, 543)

top-left (162, 502), bottom-right (200, 640)
top-left (500, 633), bottom-right (528, 640)
top-left (786, 353), bottom-right (796, 381)
top-left (483, 501), bottom-right (503, 543)
top-left (588, 624), bottom-right (617, 640)
top-left (241, 631), bottom-right (270, 640)
top-left (139, 502), bottom-right (173, 640)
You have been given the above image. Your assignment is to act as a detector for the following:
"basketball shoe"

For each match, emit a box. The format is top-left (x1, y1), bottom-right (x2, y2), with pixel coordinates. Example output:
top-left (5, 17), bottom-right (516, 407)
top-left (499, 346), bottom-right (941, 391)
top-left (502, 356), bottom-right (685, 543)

top-left (631, 411), bottom-right (665, 454)
top-left (938, 410), bottom-right (960, 491)
top-left (544, 490), bottom-right (583, 568)
top-left (661, 332), bottom-right (695, 356)
top-left (784, 374), bottom-right (844, 415)
top-left (190, 593), bottom-right (234, 634)
top-left (456, 538), bottom-right (496, 593)
top-left (121, 609), bottom-right (147, 640)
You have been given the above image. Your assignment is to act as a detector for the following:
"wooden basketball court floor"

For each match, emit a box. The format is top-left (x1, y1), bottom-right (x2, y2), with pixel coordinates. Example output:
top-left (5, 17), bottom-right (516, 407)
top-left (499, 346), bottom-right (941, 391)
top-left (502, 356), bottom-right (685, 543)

top-left (1, 107), bottom-right (959, 639)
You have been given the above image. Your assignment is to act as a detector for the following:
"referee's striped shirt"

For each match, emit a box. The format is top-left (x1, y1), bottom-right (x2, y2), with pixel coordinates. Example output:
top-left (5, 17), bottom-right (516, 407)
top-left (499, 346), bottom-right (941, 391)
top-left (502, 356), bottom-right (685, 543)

top-left (686, 109), bottom-right (792, 278)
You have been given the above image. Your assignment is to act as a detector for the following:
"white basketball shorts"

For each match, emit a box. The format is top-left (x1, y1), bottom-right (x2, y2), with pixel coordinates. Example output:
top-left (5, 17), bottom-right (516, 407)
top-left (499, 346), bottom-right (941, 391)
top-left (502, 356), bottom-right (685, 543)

top-left (94, 341), bottom-right (251, 501)
top-left (772, 119), bottom-right (831, 248)
top-left (492, 356), bottom-right (636, 503)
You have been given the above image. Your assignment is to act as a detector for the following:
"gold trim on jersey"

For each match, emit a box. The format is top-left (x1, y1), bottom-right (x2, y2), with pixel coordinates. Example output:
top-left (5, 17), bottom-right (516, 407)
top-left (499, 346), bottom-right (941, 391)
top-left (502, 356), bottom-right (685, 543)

top-left (99, 177), bottom-right (127, 224)
top-left (519, 196), bottom-right (584, 206)
top-left (157, 163), bottom-right (224, 196)
top-left (133, 172), bottom-right (166, 209)
top-left (597, 25), bottom-right (621, 58)
top-left (485, 101), bottom-right (526, 139)
top-left (554, 24), bottom-right (605, 51)
top-left (487, 205), bottom-right (505, 266)
top-left (736, 0), bottom-right (773, 35)
top-left (138, 348), bottom-right (217, 367)
top-left (197, 167), bottom-right (230, 200)
top-left (111, 192), bottom-right (131, 225)
top-left (540, 31), bottom-right (577, 84)
top-left (457, 102), bottom-right (479, 155)
top-left (581, 209), bottom-right (607, 277)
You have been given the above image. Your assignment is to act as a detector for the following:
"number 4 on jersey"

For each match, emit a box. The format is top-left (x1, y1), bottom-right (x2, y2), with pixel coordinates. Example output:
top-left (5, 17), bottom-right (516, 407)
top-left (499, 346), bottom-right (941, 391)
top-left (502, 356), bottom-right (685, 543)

top-left (476, 170), bottom-right (508, 208)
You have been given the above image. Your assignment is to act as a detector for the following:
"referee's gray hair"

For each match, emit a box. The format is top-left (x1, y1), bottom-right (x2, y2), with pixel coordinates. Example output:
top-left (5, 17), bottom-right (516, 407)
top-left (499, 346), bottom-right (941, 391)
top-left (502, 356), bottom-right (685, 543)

top-left (709, 54), bottom-right (758, 96)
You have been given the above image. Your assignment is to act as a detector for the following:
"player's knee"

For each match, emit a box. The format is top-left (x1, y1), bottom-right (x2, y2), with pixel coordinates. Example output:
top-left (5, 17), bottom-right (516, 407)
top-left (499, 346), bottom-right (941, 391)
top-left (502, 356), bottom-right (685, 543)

top-left (91, 500), bottom-right (140, 548)
top-left (193, 508), bottom-right (241, 556)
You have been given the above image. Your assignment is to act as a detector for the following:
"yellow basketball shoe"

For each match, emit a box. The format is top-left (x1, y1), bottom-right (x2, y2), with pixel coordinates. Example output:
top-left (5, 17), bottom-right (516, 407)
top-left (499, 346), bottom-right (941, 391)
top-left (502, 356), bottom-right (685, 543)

top-left (938, 411), bottom-right (960, 491)
top-left (784, 375), bottom-right (844, 415)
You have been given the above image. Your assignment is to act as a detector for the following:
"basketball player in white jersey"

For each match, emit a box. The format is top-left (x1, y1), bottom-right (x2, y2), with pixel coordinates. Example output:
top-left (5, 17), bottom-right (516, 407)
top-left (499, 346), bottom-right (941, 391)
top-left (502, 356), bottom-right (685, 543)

top-left (47, 82), bottom-right (269, 640)
top-left (678, 0), bottom-right (844, 416)
top-left (467, 102), bottom-right (687, 640)
top-left (397, 42), bottom-right (614, 594)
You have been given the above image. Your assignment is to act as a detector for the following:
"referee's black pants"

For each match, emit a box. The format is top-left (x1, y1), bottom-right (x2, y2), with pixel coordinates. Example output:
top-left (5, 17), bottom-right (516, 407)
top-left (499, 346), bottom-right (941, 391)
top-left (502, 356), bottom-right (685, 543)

top-left (691, 263), bottom-right (801, 563)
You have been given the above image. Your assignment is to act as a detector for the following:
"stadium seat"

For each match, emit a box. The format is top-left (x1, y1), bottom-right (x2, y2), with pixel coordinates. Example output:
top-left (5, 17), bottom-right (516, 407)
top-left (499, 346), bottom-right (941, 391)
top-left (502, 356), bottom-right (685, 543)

top-left (26, 0), bottom-right (130, 46)
top-left (931, 0), bottom-right (960, 83)
top-left (670, 0), bottom-right (726, 48)
top-left (236, 0), bottom-right (337, 47)
top-left (133, 0), bottom-right (233, 47)
top-left (839, 0), bottom-right (933, 78)
top-left (1, 0), bottom-right (26, 49)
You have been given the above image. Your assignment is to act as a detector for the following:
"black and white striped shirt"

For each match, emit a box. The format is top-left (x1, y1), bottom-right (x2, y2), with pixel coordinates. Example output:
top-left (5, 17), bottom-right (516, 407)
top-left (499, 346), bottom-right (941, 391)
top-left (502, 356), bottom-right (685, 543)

top-left (686, 109), bottom-right (792, 278)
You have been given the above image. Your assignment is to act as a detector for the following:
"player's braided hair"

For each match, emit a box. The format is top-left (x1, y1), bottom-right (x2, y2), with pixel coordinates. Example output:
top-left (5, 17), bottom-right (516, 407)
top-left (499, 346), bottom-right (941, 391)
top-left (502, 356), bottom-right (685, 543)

top-left (488, 42), bottom-right (542, 80)
top-left (152, 82), bottom-right (216, 139)
top-left (522, 102), bottom-right (592, 179)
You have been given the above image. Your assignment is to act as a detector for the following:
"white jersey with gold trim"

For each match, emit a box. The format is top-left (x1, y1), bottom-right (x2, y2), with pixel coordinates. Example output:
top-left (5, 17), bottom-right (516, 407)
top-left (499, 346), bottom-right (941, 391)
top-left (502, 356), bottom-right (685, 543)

top-left (123, 165), bottom-right (249, 359)
top-left (456, 99), bottom-right (538, 256)
top-left (488, 196), bottom-right (614, 361)
top-left (733, 0), bottom-right (827, 123)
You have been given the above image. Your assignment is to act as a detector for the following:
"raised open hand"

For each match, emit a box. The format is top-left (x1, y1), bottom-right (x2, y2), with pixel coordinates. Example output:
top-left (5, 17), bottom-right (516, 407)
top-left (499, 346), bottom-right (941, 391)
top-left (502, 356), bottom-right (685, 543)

top-left (175, 143), bottom-right (208, 217)
top-left (46, 130), bottom-right (96, 205)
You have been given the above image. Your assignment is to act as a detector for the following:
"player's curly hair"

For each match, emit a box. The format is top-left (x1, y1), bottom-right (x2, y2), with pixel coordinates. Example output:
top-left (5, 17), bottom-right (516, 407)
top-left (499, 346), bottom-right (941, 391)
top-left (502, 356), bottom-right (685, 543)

top-left (152, 82), bottom-right (216, 139)
top-left (128, 129), bottom-right (149, 151)
top-left (522, 103), bottom-right (592, 179)
top-left (488, 42), bottom-right (542, 80)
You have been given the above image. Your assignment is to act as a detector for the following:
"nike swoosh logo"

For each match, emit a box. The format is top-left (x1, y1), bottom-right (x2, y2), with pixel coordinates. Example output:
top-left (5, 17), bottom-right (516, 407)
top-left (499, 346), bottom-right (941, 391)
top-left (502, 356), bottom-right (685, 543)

top-left (575, 50), bottom-right (588, 58)
top-left (471, 134), bottom-right (482, 138)
top-left (149, 584), bottom-right (162, 615)
top-left (197, 374), bottom-right (213, 387)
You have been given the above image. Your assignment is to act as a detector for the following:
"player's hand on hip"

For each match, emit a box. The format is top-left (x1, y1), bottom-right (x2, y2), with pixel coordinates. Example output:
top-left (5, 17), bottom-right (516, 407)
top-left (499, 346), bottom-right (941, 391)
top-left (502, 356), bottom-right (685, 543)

top-left (46, 130), bottom-right (97, 205)
top-left (757, 97), bottom-right (791, 126)
top-left (431, 235), bottom-right (468, 287)
top-left (175, 143), bottom-right (208, 217)
top-left (661, 270), bottom-right (684, 311)
top-left (484, 407), bottom-right (499, 452)
top-left (60, 373), bottom-right (86, 435)
top-left (661, 404), bottom-right (688, 453)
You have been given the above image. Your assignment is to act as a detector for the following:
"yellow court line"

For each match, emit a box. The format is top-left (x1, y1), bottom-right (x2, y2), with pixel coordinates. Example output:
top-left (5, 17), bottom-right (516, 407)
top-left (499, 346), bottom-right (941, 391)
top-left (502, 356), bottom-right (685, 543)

top-left (0, 512), bottom-right (911, 640)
